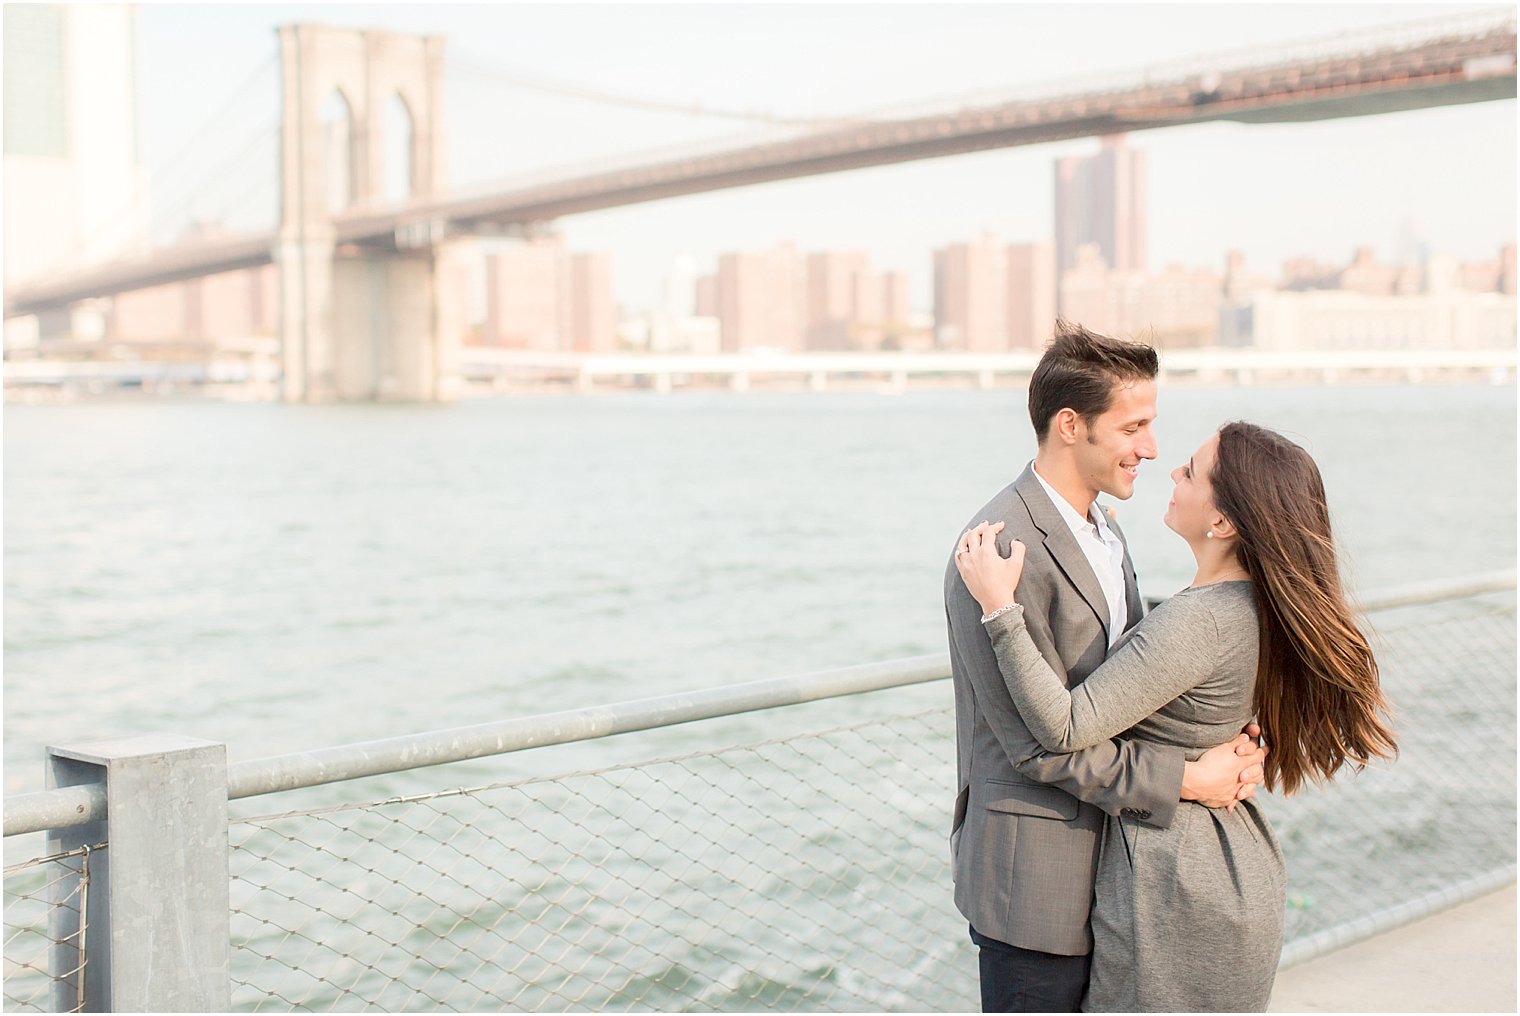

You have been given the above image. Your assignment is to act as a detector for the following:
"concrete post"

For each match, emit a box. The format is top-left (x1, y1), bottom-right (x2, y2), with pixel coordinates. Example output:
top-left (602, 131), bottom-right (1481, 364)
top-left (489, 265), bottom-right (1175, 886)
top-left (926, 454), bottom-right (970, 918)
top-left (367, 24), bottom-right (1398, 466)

top-left (46, 735), bottom-right (230, 1013)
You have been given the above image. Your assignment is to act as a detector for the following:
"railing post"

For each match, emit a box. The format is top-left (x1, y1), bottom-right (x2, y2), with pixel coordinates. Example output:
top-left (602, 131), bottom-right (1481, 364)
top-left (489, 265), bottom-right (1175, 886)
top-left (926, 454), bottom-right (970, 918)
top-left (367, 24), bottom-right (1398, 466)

top-left (45, 735), bottom-right (230, 1012)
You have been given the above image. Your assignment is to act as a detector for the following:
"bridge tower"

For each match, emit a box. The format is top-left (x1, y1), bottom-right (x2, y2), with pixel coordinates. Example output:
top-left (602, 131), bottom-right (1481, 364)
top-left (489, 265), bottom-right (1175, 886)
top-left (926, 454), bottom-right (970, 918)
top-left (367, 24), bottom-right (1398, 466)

top-left (276, 24), bottom-right (467, 402)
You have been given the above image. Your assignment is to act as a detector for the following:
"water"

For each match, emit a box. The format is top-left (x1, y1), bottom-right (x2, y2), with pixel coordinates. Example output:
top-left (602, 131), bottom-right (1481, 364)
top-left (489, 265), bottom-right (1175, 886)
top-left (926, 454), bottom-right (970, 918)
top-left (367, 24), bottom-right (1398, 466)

top-left (4, 383), bottom-right (1514, 791)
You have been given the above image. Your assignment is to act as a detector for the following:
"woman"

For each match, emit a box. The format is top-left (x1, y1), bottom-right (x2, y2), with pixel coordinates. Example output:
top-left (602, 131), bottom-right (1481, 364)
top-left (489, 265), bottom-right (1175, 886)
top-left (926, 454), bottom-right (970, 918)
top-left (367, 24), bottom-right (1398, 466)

top-left (954, 421), bottom-right (1396, 1012)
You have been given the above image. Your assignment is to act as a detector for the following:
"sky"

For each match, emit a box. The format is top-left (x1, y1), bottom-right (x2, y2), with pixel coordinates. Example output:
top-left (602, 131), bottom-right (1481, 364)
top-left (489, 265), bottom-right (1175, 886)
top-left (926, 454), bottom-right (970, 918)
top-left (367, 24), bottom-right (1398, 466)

top-left (133, 2), bottom-right (1519, 314)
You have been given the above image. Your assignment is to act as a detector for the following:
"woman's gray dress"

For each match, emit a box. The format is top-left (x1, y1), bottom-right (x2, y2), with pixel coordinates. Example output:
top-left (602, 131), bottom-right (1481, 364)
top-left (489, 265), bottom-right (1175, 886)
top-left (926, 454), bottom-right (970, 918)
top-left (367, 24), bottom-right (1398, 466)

top-left (985, 580), bottom-right (1286, 1013)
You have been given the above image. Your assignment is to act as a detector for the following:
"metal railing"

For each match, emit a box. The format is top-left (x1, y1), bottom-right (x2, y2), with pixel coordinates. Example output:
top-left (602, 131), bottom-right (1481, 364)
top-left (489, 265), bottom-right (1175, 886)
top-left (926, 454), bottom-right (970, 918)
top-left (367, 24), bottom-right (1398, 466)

top-left (4, 571), bottom-right (1515, 1011)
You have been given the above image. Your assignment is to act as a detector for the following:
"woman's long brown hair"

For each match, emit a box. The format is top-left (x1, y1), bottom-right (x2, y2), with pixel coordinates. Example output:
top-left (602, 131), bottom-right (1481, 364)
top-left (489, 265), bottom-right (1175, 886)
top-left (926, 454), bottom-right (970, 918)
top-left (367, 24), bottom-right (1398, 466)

top-left (1212, 422), bottom-right (1397, 795)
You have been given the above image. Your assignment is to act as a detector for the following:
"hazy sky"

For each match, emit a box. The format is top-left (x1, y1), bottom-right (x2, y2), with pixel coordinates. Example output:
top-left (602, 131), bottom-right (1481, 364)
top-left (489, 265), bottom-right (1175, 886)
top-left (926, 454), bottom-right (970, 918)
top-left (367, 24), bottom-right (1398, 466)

top-left (135, 3), bottom-right (1518, 312)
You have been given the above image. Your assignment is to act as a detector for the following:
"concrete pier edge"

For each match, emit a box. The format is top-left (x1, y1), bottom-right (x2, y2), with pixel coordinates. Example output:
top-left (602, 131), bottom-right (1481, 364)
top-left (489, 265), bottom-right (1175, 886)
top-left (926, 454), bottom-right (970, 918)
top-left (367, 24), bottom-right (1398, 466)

top-left (1278, 864), bottom-right (1518, 970)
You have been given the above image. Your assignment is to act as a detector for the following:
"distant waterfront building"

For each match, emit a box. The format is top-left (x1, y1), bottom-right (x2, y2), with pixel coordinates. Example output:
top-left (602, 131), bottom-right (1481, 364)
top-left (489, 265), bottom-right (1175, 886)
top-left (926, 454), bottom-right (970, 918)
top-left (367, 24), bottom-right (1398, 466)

top-left (110, 267), bottom-right (280, 346)
top-left (1059, 244), bottom-right (1223, 348)
top-left (100, 223), bottom-right (279, 348)
top-left (934, 236), bottom-right (1056, 351)
top-left (568, 252), bottom-right (615, 353)
top-left (484, 237), bottom-right (567, 350)
top-left (714, 243), bottom-right (806, 352)
top-left (640, 313), bottom-right (721, 355)
top-left (933, 234), bottom-right (1007, 351)
top-left (480, 238), bottom-right (615, 352)
top-left (803, 251), bottom-right (912, 350)
top-left (869, 270), bottom-right (915, 350)
top-left (1054, 134), bottom-right (1147, 279)
top-left (1224, 249), bottom-right (1517, 351)
top-left (4, 3), bottom-right (149, 345)
top-left (1458, 244), bottom-right (1517, 296)
top-left (1337, 246), bottom-right (1423, 297)
top-left (663, 254), bottom-right (700, 319)
top-left (1005, 242), bottom-right (1056, 349)
top-left (693, 275), bottom-right (719, 319)
top-left (806, 251), bottom-right (870, 350)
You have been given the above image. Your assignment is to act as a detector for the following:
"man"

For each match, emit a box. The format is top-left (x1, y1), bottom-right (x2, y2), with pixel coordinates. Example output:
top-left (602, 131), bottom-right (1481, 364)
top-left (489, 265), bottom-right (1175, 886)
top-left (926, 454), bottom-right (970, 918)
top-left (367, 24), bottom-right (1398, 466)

top-left (946, 322), bottom-right (1265, 1013)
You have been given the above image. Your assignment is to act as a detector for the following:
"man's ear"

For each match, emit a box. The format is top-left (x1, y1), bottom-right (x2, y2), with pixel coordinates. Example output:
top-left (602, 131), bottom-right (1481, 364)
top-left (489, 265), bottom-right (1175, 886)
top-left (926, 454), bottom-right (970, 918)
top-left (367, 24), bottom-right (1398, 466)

top-left (1052, 408), bottom-right (1080, 445)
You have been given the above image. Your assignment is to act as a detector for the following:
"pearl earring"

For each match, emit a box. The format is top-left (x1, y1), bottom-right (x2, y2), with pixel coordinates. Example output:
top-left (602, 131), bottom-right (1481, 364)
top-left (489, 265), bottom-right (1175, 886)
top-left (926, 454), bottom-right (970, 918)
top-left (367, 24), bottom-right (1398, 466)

top-left (1206, 530), bottom-right (1214, 539)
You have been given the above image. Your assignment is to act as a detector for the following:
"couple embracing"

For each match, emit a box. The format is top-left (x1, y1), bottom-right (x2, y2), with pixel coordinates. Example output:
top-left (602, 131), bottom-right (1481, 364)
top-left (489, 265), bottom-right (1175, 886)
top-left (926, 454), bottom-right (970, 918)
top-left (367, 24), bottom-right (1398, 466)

top-left (945, 323), bottom-right (1397, 1013)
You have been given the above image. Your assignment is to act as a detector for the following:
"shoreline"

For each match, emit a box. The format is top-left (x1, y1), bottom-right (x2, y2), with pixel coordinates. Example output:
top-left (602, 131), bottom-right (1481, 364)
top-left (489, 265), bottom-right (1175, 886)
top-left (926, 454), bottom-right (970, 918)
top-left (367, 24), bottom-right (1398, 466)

top-left (5, 371), bottom-right (1515, 404)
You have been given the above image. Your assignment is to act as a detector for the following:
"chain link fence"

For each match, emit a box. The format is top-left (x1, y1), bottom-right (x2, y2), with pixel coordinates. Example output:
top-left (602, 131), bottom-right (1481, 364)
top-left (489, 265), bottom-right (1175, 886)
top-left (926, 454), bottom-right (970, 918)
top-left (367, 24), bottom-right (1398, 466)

top-left (1264, 592), bottom-right (1516, 943)
top-left (223, 590), bottom-right (1514, 1012)
top-left (2, 844), bottom-right (101, 1013)
top-left (228, 711), bottom-right (966, 1012)
top-left (5, 587), bottom-right (1514, 1011)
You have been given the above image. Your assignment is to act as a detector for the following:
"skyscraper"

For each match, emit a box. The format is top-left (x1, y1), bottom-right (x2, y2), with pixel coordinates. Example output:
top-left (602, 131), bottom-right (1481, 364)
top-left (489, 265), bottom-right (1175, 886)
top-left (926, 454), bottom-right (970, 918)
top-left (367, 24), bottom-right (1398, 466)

top-left (715, 243), bottom-right (806, 352)
top-left (1005, 242), bottom-right (1056, 349)
top-left (5, 4), bottom-right (149, 343)
top-left (933, 234), bottom-right (1007, 351)
top-left (1054, 134), bottom-right (1147, 277)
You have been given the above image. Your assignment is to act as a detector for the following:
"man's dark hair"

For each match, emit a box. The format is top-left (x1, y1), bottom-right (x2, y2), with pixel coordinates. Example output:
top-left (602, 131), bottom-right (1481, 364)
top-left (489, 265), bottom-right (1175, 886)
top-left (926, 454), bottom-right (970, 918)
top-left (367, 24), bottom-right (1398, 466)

top-left (1027, 320), bottom-right (1159, 443)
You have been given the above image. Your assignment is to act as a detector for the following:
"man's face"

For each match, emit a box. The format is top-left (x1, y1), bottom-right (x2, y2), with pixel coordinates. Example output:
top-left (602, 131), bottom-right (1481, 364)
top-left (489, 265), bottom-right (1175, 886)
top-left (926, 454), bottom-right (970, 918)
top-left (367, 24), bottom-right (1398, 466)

top-left (1072, 379), bottom-right (1158, 500)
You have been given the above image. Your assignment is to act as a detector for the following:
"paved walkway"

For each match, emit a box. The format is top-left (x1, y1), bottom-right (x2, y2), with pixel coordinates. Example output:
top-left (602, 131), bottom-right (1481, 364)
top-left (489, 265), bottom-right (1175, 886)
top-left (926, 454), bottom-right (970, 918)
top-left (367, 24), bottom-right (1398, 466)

top-left (1269, 884), bottom-right (1516, 1013)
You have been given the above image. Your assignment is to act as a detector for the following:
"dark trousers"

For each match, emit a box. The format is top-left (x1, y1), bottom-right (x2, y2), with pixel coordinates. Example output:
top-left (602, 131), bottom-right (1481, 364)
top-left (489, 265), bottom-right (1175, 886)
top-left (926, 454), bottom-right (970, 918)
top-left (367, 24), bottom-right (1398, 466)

top-left (969, 924), bottom-right (1090, 1013)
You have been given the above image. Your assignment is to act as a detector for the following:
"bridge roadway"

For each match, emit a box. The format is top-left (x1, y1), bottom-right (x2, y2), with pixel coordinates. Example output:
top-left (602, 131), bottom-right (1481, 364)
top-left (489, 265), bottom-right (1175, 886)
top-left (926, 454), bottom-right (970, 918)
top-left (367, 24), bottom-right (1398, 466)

top-left (5, 14), bottom-right (1515, 319)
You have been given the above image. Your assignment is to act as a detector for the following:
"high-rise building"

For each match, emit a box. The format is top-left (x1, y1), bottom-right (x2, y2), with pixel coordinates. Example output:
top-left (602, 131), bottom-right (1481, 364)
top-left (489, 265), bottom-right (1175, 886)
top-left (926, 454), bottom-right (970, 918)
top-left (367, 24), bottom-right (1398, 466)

top-left (1054, 134), bottom-right (1147, 279)
top-left (567, 252), bottom-right (615, 352)
top-left (715, 243), bottom-right (806, 352)
top-left (109, 264), bottom-right (280, 344)
top-left (880, 272), bottom-right (911, 330)
top-left (803, 250), bottom-right (913, 351)
top-left (1058, 244), bottom-right (1222, 348)
top-left (1005, 242), bottom-right (1056, 349)
top-left (482, 237), bottom-right (616, 352)
top-left (934, 234), bottom-right (1007, 351)
top-left (806, 250), bottom-right (870, 350)
top-left (483, 237), bottom-right (567, 350)
top-left (5, 4), bottom-right (150, 343)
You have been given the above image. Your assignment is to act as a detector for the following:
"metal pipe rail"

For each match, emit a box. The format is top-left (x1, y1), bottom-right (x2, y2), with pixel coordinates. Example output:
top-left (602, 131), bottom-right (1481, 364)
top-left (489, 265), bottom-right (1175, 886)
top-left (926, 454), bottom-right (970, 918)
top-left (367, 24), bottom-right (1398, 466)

top-left (6, 569), bottom-right (1512, 838)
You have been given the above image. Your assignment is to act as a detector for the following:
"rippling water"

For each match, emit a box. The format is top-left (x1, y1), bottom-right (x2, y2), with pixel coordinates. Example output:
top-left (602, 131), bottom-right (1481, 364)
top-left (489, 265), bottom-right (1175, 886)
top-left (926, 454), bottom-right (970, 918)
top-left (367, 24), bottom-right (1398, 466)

top-left (5, 383), bottom-right (1514, 792)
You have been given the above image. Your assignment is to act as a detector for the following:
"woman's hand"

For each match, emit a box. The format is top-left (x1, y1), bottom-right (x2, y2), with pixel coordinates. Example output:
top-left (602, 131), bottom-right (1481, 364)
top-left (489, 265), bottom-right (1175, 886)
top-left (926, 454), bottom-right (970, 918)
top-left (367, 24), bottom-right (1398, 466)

top-left (954, 521), bottom-right (1026, 616)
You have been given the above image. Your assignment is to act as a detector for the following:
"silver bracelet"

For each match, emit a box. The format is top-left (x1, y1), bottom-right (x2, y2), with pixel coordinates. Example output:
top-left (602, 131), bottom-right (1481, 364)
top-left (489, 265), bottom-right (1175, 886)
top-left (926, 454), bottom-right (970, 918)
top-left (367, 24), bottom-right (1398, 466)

top-left (980, 602), bottom-right (1020, 624)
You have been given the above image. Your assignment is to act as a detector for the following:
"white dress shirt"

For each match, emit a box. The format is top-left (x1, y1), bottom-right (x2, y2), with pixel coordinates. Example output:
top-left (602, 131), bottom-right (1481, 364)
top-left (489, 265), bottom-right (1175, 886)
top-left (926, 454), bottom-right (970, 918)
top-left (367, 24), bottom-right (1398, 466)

top-left (1031, 463), bottom-right (1128, 648)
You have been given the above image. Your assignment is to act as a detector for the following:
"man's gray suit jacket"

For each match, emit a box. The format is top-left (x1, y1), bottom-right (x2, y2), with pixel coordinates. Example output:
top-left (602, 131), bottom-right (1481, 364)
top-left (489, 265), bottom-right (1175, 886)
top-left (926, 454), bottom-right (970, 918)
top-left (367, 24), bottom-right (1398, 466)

top-left (946, 464), bottom-right (1186, 956)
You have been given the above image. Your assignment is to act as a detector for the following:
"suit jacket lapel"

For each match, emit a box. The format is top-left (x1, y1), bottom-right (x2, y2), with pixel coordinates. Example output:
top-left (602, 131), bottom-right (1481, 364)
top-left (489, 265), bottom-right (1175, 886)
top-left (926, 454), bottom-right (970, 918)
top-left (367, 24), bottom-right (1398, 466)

top-left (1013, 464), bottom-right (1111, 643)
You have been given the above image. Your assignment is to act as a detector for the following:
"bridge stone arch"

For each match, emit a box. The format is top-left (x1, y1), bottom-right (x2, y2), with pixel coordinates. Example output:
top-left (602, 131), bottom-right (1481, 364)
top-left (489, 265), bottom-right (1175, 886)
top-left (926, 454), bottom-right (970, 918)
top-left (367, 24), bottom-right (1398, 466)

top-left (319, 88), bottom-right (355, 213)
top-left (382, 93), bottom-right (415, 202)
top-left (276, 24), bottom-right (462, 402)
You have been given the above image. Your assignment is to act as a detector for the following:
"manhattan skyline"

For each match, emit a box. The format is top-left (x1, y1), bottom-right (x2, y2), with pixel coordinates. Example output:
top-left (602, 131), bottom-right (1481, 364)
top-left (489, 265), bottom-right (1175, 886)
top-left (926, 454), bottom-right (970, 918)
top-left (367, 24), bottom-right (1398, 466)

top-left (87, 3), bottom-right (1520, 314)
